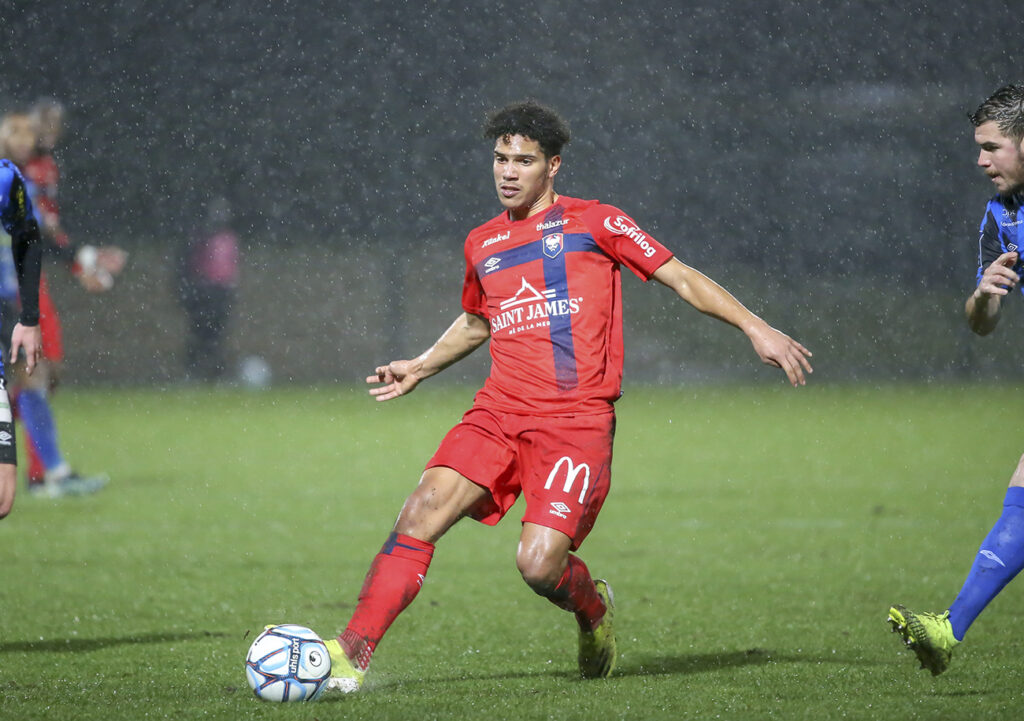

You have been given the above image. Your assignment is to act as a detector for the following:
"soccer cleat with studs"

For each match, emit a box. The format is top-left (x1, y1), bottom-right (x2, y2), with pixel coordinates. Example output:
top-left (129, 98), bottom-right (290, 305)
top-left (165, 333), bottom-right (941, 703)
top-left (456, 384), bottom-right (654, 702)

top-left (578, 579), bottom-right (616, 679)
top-left (323, 637), bottom-right (366, 693)
top-left (887, 604), bottom-right (959, 676)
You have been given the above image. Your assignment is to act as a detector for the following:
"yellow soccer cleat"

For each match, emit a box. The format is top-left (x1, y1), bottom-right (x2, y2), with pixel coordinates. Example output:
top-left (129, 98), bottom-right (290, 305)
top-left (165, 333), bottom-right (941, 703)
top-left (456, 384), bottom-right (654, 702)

top-left (887, 604), bottom-right (959, 676)
top-left (578, 579), bottom-right (616, 679)
top-left (323, 637), bottom-right (366, 693)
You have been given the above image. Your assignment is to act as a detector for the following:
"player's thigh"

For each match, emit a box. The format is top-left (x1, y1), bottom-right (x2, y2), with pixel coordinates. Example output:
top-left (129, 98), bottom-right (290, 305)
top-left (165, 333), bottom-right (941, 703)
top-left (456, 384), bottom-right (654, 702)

top-left (0, 376), bottom-right (20, 517)
top-left (394, 466), bottom-right (490, 543)
top-left (519, 413), bottom-right (615, 551)
top-left (423, 407), bottom-right (520, 527)
top-left (0, 463), bottom-right (14, 518)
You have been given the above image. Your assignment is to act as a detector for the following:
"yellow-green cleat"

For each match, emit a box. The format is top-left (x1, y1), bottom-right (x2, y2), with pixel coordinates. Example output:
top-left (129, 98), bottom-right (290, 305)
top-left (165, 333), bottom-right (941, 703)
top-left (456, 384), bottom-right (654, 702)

top-left (578, 579), bottom-right (616, 679)
top-left (323, 638), bottom-right (366, 693)
top-left (887, 605), bottom-right (959, 676)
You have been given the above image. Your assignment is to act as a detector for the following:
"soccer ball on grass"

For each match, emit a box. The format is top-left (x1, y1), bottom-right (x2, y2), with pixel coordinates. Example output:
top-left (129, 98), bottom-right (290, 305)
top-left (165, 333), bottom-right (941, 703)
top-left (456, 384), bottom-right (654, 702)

top-left (245, 624), bottom-right (331, 702)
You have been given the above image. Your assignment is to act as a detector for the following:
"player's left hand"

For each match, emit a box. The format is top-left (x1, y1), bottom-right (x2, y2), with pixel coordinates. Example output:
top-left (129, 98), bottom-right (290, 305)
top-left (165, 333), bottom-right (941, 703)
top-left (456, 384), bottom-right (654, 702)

top-left (97, 246), bottom-right (128, 276)
top-left (10, 323), bottom-right (42, 375)
top-left (746, 322), bottom-right (813, 387)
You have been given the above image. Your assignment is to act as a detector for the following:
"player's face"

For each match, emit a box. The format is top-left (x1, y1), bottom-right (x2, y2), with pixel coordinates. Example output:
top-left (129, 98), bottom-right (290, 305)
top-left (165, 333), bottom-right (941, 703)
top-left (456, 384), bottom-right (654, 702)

top-left (975, 121), bottom-right (1024, 196)
top-left (0, 115), bottom-right (36, 167)
top-left (493, 134), bottom-right (560, 220)
top-left (33, 108), bottom-right (63, 152)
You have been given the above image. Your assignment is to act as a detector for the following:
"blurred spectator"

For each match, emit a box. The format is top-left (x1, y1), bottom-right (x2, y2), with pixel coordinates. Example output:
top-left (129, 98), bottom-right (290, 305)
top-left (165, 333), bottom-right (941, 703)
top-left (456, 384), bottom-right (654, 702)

top-left (177, 197), bottom-right (240, 381)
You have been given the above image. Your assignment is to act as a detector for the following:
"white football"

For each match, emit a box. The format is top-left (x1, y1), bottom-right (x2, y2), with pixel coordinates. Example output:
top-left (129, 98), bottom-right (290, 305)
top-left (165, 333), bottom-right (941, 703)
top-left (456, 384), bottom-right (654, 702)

top-left (245, 624), bottom-right (331, 702)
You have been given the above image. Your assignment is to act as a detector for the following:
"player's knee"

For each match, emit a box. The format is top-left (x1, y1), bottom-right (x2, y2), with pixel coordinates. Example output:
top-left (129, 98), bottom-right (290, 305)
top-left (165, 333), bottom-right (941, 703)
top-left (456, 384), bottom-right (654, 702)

top-left (516, 547), bottom-right (563, 595)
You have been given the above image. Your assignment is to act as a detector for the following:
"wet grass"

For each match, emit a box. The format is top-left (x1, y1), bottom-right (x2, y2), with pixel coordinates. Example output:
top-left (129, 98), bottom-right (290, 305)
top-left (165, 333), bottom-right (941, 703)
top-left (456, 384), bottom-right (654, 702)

top-left (1, 384), bottom-right (1022, 720)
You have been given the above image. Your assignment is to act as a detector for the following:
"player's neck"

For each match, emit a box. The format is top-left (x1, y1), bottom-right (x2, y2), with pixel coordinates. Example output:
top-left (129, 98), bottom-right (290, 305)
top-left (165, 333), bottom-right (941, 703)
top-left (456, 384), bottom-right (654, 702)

top-left (507, 192), bottom-right (559, 222)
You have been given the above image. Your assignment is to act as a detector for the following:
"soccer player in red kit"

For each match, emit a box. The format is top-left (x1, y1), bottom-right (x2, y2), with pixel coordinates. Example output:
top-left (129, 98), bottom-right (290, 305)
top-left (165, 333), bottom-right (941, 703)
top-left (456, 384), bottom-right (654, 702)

top-left (313, 101), bottom-right (813, 692)
top-left (15, 100), bottom-right (124, 496)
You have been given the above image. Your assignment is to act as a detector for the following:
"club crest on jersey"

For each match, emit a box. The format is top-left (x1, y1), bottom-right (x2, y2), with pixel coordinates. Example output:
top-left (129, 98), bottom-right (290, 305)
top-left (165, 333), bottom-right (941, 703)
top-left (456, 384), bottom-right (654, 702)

top-left (542, 233), bottom-right (564, 259)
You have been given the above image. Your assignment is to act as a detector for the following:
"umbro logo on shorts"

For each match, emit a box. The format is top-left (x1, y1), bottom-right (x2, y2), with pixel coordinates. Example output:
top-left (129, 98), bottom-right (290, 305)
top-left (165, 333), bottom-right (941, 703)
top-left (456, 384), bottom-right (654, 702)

top-left (549, 501), bottom-right (572, 519)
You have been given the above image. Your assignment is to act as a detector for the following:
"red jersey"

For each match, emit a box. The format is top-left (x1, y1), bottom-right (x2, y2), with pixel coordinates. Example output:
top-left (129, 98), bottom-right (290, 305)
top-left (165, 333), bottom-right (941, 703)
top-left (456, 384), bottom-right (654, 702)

top-left (23, 153), bottom-right (60, 235)
top-left (462, 195), bottom-right (673, 416)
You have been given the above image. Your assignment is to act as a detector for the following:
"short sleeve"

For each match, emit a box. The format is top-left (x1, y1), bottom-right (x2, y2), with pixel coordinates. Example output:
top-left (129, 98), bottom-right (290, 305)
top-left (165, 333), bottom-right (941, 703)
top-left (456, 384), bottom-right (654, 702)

top-left (580, 203), bottom-right (673, 280)
top-left (976, 199), bottom-right (1024, 291)
top-left (461, 240), bottom-right (488, 318)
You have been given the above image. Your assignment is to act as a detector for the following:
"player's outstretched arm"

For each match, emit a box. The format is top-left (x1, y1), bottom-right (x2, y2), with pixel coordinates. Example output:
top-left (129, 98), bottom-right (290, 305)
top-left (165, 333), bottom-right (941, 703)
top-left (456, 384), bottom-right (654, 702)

top-left (367, 312), bottom-right (491, 402)
top-left (966, 251), bottom-right (1018, 336)
top-left (652, 258), bottom-right (813, 386)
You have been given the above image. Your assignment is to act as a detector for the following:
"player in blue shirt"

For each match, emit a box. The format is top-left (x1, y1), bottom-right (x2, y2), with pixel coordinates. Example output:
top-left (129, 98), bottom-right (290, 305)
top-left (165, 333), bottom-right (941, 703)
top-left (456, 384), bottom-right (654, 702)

top-left (0, 158), bottom-right (44, 518)
top-left (888, 84), bottom-right (1024, 675)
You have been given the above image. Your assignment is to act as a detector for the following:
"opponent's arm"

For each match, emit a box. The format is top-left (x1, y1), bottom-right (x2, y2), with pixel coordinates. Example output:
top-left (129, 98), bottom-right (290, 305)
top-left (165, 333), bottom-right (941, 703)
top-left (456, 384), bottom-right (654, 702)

top-left (966, 251), bottom-right (1018, 336)
top-left (367, 312), bottom-right (491, 401)
top-left (652, 257), bottom-right (812, 387)
top-left (6, 180), bottom-right (43, 374)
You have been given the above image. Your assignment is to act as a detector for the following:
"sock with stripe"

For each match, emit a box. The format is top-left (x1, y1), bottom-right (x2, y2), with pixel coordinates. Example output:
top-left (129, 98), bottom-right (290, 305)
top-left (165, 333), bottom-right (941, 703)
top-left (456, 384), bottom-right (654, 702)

top-left (340, 531), bottom-right (434, 671)
top-left (546, 554), bottom-right (606, 631)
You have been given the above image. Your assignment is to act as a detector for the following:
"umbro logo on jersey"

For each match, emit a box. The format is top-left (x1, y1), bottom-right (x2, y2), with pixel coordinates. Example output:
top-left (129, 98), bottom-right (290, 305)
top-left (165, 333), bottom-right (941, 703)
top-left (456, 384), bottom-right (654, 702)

top-left (484, 256), bottom-right (503, 274)
top-left (0, 431), bottom-right (11, 445)
top-left (549, 501), bottom-right (572, 519)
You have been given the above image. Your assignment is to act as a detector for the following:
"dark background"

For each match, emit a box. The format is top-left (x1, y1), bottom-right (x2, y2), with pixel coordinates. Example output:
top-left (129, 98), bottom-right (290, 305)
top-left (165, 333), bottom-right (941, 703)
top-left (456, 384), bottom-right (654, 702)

top-left (0, 1), bottom-right (1020, 385)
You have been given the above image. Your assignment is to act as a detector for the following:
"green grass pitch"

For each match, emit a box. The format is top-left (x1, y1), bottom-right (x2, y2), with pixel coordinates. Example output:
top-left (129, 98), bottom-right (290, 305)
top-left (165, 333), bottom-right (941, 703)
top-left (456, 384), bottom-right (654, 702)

top-left (1, 385), bottom-right (1022, 720)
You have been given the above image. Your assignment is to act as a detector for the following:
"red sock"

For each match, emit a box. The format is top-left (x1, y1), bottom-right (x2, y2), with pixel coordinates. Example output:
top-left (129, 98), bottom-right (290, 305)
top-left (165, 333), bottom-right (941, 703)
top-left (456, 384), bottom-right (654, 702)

top-left (550, 555), bottom-right (607, 630)
top-left (340, 532), bottom-right (434, 671)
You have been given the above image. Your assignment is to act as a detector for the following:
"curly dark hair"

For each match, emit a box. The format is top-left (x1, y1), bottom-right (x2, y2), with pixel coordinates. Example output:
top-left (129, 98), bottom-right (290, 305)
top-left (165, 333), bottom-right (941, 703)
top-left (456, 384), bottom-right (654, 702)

top-left (482, 101), bottom-right (571, 159)
top-left (970, 85), bottom-right (1024, 144)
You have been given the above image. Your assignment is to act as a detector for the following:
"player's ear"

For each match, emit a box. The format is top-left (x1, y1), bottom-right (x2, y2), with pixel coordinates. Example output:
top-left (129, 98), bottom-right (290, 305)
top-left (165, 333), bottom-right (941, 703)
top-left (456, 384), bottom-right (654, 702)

top-left (547, 154), bottom-right (561, 179)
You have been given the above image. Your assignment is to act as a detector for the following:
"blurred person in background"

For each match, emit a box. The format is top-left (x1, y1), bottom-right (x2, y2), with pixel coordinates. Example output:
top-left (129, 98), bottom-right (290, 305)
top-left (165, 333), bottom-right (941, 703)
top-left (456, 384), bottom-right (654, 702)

top-left (0, 106), bottom-right (121, 498)
top-left (176, 196), bottom-right (239, 382)
top-left (0, 128), bottom-right (44, 517)
top-left (888, 83), bottom-right (1024, 676)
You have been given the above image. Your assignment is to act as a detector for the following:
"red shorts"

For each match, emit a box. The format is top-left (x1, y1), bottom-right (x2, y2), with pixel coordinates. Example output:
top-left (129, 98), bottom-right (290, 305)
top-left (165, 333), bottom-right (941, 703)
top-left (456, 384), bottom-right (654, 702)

top-left (427, 406), bottom-right (615, 550)
top-left (38, 275), bottom-right (63, 362)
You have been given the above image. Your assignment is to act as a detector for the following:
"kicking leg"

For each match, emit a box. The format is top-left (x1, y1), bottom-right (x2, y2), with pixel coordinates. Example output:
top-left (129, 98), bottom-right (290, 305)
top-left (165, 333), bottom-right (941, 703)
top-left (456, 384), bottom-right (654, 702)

top-left (324, 466), bottom-right (488, 692)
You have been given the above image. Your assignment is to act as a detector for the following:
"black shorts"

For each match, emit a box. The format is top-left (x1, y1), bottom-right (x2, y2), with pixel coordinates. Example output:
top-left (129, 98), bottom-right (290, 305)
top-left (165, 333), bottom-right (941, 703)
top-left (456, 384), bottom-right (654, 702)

top-left (0, 299), bottom-right (17, 360)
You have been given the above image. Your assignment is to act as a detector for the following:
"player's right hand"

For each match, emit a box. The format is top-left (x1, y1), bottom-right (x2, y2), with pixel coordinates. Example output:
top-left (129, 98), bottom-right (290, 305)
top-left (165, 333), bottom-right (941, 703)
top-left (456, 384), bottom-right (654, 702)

top-left (366, 360), bottom-right (421, 402)
top-left (977, 251), bottom-right (1020, 296)
top-left (10, 323), bottom-right (42, 376)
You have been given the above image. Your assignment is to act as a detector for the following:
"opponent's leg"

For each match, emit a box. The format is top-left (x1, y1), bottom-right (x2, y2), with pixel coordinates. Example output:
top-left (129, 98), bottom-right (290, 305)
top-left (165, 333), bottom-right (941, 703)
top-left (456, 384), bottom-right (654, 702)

top-left (516, 523), bottom-right (615, 678)
top-left (0, 379), bottom-right (18, 518)
top-left (324, 466), bottom-right (488, 692)
top-left (0, 463), bottom-right (15, 519)
top-left (889, 456), bottom-right (1024, 675)
top-left (14, 361), bottom-right (106, 498)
